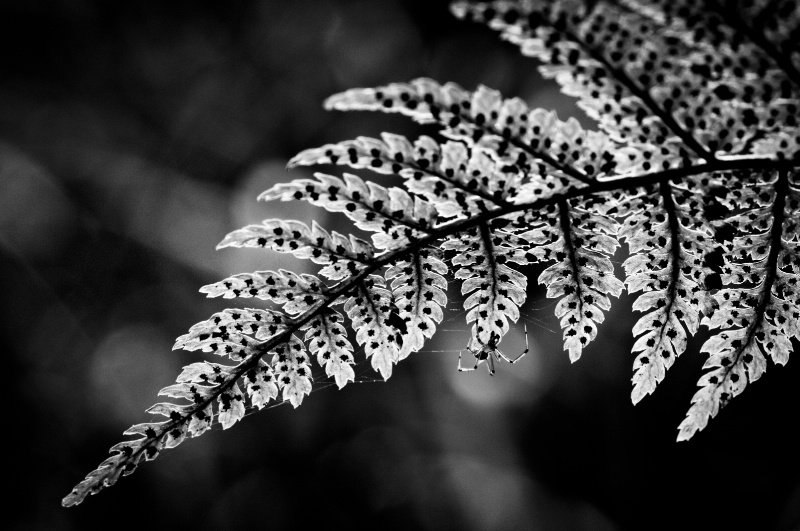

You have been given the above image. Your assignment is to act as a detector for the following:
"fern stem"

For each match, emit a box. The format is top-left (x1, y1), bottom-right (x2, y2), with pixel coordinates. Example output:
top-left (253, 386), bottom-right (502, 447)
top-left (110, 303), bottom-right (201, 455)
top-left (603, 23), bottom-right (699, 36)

top-left (557, 197), bottom-right (585, 324)
top-left (408, 251), bottom-right (428, 322)
top-left (123, 157), bottom-right (797, 471)
top-left (477, 220), bottom-right (500, 341)
top-left (658, 179), bottom-right (682, 344)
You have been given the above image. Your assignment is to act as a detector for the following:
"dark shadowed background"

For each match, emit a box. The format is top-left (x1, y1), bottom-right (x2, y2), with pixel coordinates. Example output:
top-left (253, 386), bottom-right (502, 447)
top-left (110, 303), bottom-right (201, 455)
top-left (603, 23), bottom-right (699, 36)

top-left (2, 1), bottom-right (799, 530)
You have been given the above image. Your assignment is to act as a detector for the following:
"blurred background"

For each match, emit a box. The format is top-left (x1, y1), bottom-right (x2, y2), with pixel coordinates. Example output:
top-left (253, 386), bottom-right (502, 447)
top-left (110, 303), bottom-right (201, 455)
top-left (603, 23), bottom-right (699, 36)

top-left (1, 1), bottom-right (799, 530)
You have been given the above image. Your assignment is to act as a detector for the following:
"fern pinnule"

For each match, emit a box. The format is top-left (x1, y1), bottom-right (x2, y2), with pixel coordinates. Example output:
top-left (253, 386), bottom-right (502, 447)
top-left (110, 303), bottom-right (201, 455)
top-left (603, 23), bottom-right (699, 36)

top-left (219, 219), bottom-right (375, 280)
top-left (289, 133), bottom-right (519, 215)
top-left (305, 310), bottom-right (356, 389)
top-left (344, 275), bottom-right (405, 379)
top-left (619, 180), bottom-right (715, 403)
top-left (517, 197), bottom-right (624, 361)
top-left (200, 270), bottom-right (327, 315)
top-left (175, 308), bottom-right (288, 359)
top-left (678, 168), bottom-right (800, 439)
top-left (261, 171), bottom-right (436, 249)
top-left (385, 250), bottom-right (448, 358)
top-left (443, 223), bottom-right (529, 350)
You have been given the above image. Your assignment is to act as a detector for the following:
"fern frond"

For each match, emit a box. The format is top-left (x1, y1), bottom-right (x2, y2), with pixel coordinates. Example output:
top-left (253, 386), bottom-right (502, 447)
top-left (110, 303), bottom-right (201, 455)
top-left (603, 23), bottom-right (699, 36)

top-left (65, 0), bottom-right (800, 507)
top-left (64, 157), bottom-right (797, 508)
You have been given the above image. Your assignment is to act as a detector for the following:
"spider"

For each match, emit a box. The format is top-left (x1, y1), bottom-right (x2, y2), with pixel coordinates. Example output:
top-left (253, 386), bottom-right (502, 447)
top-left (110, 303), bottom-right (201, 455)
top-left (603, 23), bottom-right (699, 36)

top-left (458, 325), bottom-right (529, 376)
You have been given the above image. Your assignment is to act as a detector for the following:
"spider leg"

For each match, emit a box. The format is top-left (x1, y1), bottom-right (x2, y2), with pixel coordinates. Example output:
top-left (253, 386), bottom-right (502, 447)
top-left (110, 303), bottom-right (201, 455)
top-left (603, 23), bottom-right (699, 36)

top-left (486, 350), bottom-right (496, 376)
top-left (496, 325), bottom-right (529, 364)
top-left (457, 349), bottom-right (479, 372)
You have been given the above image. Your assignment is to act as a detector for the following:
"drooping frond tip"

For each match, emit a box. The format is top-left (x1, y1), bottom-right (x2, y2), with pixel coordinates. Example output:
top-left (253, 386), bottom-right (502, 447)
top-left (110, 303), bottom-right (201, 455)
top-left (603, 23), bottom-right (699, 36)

top-left (65, 0), bottom-right (800, 507)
